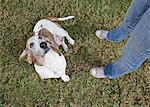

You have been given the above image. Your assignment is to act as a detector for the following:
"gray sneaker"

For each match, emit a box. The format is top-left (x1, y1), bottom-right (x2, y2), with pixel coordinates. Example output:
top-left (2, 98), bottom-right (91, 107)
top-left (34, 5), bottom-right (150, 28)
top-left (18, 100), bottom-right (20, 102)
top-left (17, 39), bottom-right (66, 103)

top-left (95, 30), bottom-right (108, 39)
top-left (90, 67), bottom-right (106, 78)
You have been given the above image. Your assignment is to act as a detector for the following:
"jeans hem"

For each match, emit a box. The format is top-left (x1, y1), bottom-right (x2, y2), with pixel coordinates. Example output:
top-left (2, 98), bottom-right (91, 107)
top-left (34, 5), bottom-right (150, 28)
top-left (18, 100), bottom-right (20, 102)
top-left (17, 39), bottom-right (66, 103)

top-left (104, 49), bottom-right (150, 79)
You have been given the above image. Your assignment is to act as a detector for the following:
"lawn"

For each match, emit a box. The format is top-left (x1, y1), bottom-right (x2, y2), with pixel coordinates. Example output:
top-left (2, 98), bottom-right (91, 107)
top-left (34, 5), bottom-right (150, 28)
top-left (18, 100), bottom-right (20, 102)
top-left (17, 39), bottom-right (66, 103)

top-left (1, 0), bottom-right (150, 106)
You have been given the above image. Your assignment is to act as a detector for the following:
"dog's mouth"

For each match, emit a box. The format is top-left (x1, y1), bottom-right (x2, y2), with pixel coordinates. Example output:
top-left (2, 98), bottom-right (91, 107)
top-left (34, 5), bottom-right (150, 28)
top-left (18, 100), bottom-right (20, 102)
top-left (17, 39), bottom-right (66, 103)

top-left (44, 47), bottom-right (50, 54)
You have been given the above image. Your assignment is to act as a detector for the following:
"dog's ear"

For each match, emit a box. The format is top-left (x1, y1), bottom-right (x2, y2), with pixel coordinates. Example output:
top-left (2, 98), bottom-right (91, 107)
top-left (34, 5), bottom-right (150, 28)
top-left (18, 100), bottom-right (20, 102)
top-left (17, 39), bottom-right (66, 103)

top-left (19, 49), bottom-right (34, 64)
top-left (39, 28), bottom-right (62, 56)
top-left (32, 54), bottom-right (44, 66)
top-left (38, 28), bottom-right (54, 41)
top-left (26, 52), bottom-right (35, 64)
top-left (19, 50), bottom-right (44, 66)
top-left (19, 49), bottom-right (28, 62)
top-left (50, 45), bottom-right (61, 56)
top-left (26, 51), bottom-right (44, 66)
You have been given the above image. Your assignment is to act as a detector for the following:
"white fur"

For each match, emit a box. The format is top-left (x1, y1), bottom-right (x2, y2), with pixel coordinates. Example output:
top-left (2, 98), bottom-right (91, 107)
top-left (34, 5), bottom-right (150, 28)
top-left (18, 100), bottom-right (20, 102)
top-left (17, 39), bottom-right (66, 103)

top-left (33, 17), bottom-right (75, 46)
top-left (34, 50), bottom-right (70, 82)
top-left (32, 16), bottom-right (75, 82)
top-left (57, 16), bottom-right (75, 21)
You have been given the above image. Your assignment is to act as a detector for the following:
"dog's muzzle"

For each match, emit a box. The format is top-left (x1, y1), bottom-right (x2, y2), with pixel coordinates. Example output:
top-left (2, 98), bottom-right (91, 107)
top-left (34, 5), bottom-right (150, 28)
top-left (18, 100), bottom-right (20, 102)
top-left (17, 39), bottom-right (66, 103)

top-left (40, 42), bottom-right (47, 48)
top-left (40, 42), bottom-right (50, 54)
top-left (44, 47), bottom-right (50, 54)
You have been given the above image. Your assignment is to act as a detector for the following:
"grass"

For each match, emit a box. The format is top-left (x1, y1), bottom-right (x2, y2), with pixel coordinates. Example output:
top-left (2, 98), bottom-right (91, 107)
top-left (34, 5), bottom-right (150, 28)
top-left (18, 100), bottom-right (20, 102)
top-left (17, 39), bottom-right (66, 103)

top-left (1, 0), bottom-right (150, 106)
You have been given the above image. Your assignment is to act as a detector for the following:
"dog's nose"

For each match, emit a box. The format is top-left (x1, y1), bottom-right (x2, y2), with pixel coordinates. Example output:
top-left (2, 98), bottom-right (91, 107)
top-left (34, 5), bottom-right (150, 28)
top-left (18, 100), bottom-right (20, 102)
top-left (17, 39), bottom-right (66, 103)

top-left (40, 42), bottom-right (47, 49)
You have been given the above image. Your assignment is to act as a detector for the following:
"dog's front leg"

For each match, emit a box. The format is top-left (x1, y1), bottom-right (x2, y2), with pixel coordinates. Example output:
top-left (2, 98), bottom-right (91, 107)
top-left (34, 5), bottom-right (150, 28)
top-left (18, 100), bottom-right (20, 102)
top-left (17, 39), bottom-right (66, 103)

top-left (61, 74), bottom-right (70, 82)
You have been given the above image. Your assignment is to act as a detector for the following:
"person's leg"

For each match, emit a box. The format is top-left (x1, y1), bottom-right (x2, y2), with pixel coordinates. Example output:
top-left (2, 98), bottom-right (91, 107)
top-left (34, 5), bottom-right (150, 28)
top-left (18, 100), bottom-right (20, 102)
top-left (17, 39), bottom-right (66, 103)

top-left (91, 7), bottom-right (150, 79)
top-left (104, 8), bottom-right (150, 79)
top-left (96, 0), bottom-right (149, 42)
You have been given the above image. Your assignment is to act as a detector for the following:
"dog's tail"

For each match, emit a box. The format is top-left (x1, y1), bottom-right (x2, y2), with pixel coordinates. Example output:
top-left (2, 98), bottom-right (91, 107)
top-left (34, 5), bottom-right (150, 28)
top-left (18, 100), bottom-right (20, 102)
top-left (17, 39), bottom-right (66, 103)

top-left (46, 16), bottom-right (75, 22)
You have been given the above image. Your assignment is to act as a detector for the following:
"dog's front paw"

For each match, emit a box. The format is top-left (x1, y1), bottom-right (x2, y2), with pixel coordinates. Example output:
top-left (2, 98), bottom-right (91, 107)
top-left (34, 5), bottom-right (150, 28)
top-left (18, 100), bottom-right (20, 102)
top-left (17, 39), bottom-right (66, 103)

top-left (61, 75), bottom-right (70, 82)
top-left (70, 39), bottom-right (75, 46)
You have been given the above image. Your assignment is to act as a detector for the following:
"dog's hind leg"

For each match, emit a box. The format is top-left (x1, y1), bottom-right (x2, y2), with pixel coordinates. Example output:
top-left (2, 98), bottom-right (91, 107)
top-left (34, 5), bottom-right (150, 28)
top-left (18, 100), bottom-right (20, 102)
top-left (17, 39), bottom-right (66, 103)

top-left (66, 35), bottom-right (75, 46)
top-left (62, 39), bottom-right (69, 52)
top-left (62, 31), bottom-right (75, 45)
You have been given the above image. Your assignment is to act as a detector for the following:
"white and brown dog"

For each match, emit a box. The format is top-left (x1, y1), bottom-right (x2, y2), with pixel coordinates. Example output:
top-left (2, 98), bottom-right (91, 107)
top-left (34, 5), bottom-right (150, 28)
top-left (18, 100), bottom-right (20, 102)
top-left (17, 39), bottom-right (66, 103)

top-left (19, 16), bottom-right (75, 82)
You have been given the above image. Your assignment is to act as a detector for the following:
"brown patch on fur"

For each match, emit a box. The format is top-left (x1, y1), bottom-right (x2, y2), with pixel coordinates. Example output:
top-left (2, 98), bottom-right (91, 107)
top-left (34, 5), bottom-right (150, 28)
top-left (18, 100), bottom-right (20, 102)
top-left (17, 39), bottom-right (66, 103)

top-left (51, 46), bottom-right (62, 56)
top-left (27, 52), bottom-right (34, 64)
top-left (19, 49), bottom-right (44, 66)
top-left (46, 16), bottom-right (58, 22)
top-left (38, 28), bottom-right (55, 42)
top-left (19, 49), bottom-right (29, 62)
top-left (32, 54), bottom-right (44, 66)
top-left (26, 52), bottom-right (44, 66)
top-left (38, 28), bottom-right (61, 55)
top-left (45, 17), bottom-right (62, 27)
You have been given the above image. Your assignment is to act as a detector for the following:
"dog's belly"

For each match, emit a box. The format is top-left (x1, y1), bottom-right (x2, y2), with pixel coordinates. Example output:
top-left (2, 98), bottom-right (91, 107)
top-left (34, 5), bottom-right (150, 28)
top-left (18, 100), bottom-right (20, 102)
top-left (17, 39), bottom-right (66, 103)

top-left (33, 19), bottom-right (66, 37)
top-left (34, 50), bottom-right (66, 79)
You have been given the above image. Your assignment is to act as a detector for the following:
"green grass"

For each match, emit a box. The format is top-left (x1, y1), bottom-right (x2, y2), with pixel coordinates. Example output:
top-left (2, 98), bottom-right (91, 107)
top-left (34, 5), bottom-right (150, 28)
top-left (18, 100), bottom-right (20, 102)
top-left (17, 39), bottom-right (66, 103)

top-left (1, 0), bottom-right (150, 106)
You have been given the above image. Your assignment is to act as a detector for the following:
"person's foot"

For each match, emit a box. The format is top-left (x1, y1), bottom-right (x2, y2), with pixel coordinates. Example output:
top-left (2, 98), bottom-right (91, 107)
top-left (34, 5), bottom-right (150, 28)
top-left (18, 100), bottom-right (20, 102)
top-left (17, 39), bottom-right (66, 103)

top-left (95, 30), bottom-right (108, 39)
top-left (90, 67), bottom-right (106, 78)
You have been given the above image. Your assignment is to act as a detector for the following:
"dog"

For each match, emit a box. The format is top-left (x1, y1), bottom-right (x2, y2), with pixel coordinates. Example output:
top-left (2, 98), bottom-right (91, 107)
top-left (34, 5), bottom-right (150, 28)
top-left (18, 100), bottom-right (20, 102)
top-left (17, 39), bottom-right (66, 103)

top-left (19, 16), bottom-right (75, 82)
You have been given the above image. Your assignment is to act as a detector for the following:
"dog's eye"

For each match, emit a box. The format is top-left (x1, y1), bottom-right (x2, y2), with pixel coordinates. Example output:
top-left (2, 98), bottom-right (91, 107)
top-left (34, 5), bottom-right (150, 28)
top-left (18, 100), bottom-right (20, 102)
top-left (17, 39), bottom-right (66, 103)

top-left (30, 43), bottom-right (34, 48)
top-left (38, 36), bottom-right (42, 39)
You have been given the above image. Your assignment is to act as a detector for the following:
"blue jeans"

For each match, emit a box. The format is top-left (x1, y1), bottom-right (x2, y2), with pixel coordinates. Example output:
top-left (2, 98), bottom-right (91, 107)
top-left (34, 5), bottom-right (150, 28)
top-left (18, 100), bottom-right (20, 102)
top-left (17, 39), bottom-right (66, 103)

top-left (104, 0), bottom-right (150, 79)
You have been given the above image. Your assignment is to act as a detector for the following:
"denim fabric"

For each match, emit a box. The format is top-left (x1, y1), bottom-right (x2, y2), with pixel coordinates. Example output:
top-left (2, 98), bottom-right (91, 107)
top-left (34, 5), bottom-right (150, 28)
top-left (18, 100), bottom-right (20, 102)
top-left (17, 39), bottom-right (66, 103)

top-left (107, 0), bottom-right (150, 42)
top-left (104, 0), bottom-right (150, 79)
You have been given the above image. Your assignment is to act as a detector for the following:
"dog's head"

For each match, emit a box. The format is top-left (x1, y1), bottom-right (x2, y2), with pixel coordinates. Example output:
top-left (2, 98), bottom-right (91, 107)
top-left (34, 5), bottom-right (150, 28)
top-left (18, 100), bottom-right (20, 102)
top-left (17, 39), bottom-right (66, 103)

top-left (19, 28), bottom-right (61, 66)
